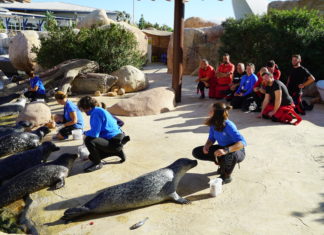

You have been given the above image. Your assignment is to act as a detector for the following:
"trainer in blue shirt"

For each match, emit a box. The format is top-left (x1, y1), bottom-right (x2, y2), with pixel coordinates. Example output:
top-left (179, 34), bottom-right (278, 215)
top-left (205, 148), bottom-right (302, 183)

top-left (24, 71), bottom-right (46, 102)
top-left (192, 102), bottom-right (246, 184)
top-left (78, 96), bottom-right (126, 172)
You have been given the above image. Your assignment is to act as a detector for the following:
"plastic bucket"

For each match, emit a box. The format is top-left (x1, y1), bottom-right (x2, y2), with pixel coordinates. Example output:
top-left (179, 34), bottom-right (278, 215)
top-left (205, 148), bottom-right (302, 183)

top-left (72, 129), bottom-right (83, 140)
top-left (316, 80), bottom-right (324, 101)
top-left (209, 178), bottom-right (223, 197)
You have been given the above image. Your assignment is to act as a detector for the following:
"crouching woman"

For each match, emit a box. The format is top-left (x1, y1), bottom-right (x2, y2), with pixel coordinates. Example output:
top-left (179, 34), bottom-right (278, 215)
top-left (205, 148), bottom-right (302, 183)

top-left (192, 102), bottom-right (246, 184)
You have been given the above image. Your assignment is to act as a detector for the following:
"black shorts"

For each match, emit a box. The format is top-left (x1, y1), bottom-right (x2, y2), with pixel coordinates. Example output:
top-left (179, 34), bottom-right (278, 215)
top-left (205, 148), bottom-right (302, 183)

top-left (59, 126), bottom-right (80, 138)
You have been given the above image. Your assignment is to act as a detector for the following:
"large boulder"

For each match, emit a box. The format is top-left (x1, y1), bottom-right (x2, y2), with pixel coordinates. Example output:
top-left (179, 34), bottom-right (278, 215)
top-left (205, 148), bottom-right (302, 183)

top-left (76, 9), bottom-right (115, 29)
top-left (168, 25), bottom-right (224, 75)
top-left (112, 65), bottom-right (148, 93)
top-left (71, 73), bottom-right (118, 94)
top-left (108, 87), bottom-right (175, 116)
top-left (268, 0), bottom-right (324, 15)
top-left (9, 31), bottom-right (40, 72)
top-left (184, 17), bottom-right (217, 28)
top-left (16, 102), bottom-right (52, 128)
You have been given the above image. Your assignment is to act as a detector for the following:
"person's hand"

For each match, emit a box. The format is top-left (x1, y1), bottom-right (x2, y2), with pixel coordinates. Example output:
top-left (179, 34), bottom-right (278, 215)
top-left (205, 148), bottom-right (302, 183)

top-left (254, 87), bottom-right (259, 92)
top-left (298, 83), bottom-right (305, 89)
top-left (257, 113), bottom-right (263, 119)
top-left (214, 149), bottom-right (226, 157)
top-left (203, 145), bottom-right (209, 154)
top-left (195, 78), bottom-right (200, 83)
top-left (268, 110), bottom-right (276, 117)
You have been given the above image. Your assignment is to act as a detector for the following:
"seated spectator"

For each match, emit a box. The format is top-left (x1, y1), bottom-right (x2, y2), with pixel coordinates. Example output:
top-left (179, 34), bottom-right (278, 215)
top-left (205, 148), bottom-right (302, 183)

top-left (24, 71), bottom-right (46, 102)
top-left (250, 67), bottom-right (269, 111)
top-left (225, 63), bottom-right (246, 101)
top-left (209, 53), bottom-right (234, 99)
top-left (259, 72), bottom-right (302, 125)
top-left (78, 96), bottom-right (127, 172)
top-left (52, 91), bottom-right (84, 140)
top-left (230, 63), bottom-right (258, 110)
top-left (195, 59), bottom-right (215, 99)
top-left (266, 60), bottom-right (281, 80)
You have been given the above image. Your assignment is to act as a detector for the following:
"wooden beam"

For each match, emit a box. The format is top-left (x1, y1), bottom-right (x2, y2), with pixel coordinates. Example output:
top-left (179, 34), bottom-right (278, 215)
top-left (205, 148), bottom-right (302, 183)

top-left (172, 0), bottom-right (184, 103)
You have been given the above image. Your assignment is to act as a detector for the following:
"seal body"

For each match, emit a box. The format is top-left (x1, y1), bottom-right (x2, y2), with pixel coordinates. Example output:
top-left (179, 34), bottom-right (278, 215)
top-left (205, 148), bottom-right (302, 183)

top-left (0, 93), bottom-right (20, 105)
top-left (62, 158), bottom-right (198, 220)
top-left (0, 141), bottom-right (60, 184)
top-left (0, 153), bottom-right (78, 208)
top-left (0, 98), bottom-right (26, 117)
top-left (0, 120), bottom-right (32, 137)
top-left (0, 126), bottom-right (50, 157)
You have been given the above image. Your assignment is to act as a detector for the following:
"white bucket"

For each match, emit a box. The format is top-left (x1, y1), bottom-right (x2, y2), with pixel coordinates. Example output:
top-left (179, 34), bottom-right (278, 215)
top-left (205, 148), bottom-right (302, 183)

top-left (78, 144), bottom-right (89, 160)
top-left (72, 129), bottom-right (83, 140)
top-left (209, 178), bottom-right (223, 197)
top-left (316, 80), bottom-right (324, 102)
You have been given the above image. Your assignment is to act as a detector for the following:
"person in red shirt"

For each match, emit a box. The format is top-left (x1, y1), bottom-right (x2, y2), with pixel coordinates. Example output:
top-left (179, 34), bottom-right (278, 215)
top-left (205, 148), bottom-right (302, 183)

top-left (266, 60), bottom-right (281, 80)
top-left (210, 53), bottom-right (234, 99)
top-left (195, 59), bottom-right (215, 99)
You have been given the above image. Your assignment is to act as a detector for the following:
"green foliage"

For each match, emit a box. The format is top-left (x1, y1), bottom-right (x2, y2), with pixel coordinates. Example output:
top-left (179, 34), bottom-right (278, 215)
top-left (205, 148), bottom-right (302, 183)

top-left (219, 8), bottom-right (324, 81)
top-left (44, 11), bottom-right (58, 31)
top-left (33, 24), bottom-right (146, 73)
top-left (116, 11), bottom-right (131, 24)
top-left (0, 209), bottom-right (25, 234)
top-left (137, 14), bottom-right (173, 32)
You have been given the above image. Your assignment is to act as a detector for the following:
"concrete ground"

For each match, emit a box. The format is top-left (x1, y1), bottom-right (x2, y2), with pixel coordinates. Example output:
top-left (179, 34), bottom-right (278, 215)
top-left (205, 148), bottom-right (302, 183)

top-left (23, 64), bottom-right (324, 234)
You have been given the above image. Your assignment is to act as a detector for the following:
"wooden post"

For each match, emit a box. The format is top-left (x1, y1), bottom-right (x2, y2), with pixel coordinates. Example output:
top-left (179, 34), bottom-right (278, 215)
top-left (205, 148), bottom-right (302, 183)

top-left (172, 0), bottom-right (184, 103)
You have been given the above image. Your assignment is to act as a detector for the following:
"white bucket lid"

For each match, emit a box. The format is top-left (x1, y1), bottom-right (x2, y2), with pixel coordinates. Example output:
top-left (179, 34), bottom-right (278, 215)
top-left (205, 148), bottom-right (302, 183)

top-left (316, 80), bottom-right (324, 89)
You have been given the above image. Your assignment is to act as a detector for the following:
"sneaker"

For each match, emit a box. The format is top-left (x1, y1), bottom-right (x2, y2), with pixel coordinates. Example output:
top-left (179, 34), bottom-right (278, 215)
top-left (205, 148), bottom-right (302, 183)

top-left (117, 150), bottom-right (126, 163)
top-left (220, 175), bottom-right (232, 184)
top-left (84, 163), bottom-right (103, 172)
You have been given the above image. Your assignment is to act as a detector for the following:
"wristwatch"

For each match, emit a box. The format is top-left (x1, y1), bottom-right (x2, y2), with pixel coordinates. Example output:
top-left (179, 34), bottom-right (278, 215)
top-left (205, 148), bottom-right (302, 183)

top-left (223, 147), bottom-right (230, 154)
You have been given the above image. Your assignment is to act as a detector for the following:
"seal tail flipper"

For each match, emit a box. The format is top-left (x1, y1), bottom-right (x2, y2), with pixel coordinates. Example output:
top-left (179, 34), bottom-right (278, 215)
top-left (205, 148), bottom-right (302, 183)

top-left (61, 206), bottom-right (90, 221)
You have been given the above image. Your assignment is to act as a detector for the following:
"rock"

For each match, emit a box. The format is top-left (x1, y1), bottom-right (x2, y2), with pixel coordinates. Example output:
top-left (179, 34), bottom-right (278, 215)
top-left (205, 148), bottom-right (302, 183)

top-left (9, 31), bottom-right (41, 72)
top-left (100, 22), bottom-right (148, 56)
top-left (16, 102), bottom-right (52, 128)
top-left (117, 88), bottom-right (125, 96)
top-left (110, 85), bottom-right (120, 92)
top-left (269, 0), bottom-right (324, 15)
top-left (168, 25), bottom-right (224, 75)
top-left (94, 90), bottom-right (101, 96)
top-left (76, 9), bottom-right (115, 29)
top-left (184, 17), bottom-right (217, 28)
top-left (71, 73), bottom-right (118, 94)
top-left (108, 87), bottom-right (175, 116)
top-left (107, 91), bottom-right (117, 97)
top-left (112, 65), bottom-right (148, 93)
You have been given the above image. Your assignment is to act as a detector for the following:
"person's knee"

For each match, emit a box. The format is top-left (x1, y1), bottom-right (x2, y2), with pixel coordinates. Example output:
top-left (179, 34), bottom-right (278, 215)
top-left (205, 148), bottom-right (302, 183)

top-left (192, 146), bottom-right (203, 158)
top-left (84, 136), bottom-right (94, 147)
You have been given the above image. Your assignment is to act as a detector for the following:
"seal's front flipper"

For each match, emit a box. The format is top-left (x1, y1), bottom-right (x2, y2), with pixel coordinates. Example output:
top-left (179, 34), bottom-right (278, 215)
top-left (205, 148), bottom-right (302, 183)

top-left (169, 192), bottom-right (191, 204)
top-left (54, 178), bottom-right (65, 189)
top-left (62, 206), bottom-right (90, 221)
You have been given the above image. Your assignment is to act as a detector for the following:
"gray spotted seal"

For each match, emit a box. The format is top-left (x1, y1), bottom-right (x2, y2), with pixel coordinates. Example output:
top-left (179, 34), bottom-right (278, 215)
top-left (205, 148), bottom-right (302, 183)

top-left (62, 158), bottom-right (198, 221)
top-left (0, 141), bottom-right (60, 184)
top-left (0, 98), bottom-right (26, 117)
top-left (0, 120), bottom-right (32, 137)
top-left (0, 126), bottom-right (50, 157)
top-left (0, 153), bottom-right (78, 208)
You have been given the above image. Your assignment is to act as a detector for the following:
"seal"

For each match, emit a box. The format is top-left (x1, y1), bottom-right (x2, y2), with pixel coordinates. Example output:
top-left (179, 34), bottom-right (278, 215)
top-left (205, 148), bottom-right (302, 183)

top-left (0, 98), bottom-right (26, 117)
top-left (0, 120), bottom-right (32, 137)
top-left (0, 153), bottom-right (78, 208)
top-left (0, 126), bottom-right (50, 157)
top-left (0, 93), bottom-right (20, 105)
top-left (62, 158), bottom-right (198, 221)
top-left (0, 141), bottom-right (60, 184)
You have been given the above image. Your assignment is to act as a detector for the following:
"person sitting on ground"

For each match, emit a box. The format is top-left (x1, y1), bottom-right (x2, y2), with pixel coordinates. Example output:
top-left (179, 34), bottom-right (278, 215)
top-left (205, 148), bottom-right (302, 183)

top-left (231, 63), bottom-right (258, 110)
top-left (266, 60), bottom-right (281, 80)
top-left (24, 71), bottom-right (46, 102)
top-left (225, 63), bottom-right (246, 102)
top-left (209, 53), bottom-right (235, 99)
top-left (195, 59), bottom-right (215, 99)
top-left (286, 54), bottom-right (315, 114)
top-left (78, 96), bottom-right (126, 172)
top-left (192, 102), bottom-right (246, 184)
top-left (52, 91), bottom-right (84, 140)
top-left (259, 72), bottom-right (302, 125)
top-left (251, 67), bottom-right (269, 111)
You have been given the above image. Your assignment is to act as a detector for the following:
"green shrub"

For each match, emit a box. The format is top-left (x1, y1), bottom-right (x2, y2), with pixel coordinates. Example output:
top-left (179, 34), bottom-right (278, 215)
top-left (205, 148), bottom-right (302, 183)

top-left (34, 24), bottom-right (146, 73)
top-left (219, 8), bottom-right (324, 82)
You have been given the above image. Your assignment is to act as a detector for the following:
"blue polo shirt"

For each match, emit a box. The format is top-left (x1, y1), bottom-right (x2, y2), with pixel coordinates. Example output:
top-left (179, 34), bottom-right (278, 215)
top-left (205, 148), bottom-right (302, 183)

top-left (236, 73), bottom-right (258, 96)
top-left (208, 120), bottom-right (247, 147)
top-left (30, 76), bottom-right (45, 95)
top-left (64, 100), bottom-right (84, 129)
top-left (85, 107), bottom-right (121, 139)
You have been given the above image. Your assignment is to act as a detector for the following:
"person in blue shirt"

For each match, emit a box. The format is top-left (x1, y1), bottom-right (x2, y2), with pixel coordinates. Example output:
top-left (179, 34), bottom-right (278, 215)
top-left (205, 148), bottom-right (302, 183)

top-left (231, 63), bottom-right (258, 110)
top-left (192, 102), bottom-right (246, 184)
top-left (52, 91), bottom-right (84, 140)
top-left (24, 71), bottom-right (46, 102)
top-left (78, 96), bottom-right (127, 172)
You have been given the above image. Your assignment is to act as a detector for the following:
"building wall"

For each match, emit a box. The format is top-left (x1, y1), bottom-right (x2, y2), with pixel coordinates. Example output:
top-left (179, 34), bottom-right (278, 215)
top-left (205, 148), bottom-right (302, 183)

top-left (145, 33), bottom-right (170, 61)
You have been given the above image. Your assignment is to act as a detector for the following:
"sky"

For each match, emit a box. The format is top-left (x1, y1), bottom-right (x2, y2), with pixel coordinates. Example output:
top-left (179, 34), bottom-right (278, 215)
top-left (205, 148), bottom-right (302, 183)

top-left (32, 0), bottom-right (276, 27)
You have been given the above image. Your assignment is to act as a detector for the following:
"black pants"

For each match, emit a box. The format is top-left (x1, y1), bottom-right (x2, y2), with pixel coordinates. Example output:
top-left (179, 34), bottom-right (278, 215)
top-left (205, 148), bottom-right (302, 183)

top-left (84, 133), bottom-right (124, 164)
top-left (24, 91), bottom-right (46, 102)
top-left (192, 145), bottom-right (245, 177)
top-left (59, 126), bottom-right (80, 139)
top-left (231, 94), bottom-right (252, 110)
top-left (197, 81), bottom-right (207, 98)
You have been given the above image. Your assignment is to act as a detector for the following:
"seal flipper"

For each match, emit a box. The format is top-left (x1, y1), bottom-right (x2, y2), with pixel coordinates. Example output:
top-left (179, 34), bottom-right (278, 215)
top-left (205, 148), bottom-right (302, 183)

top-left (169, 192), bottom-right (191, 204)
top-left (62, 206), bottom-right (91, 221)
